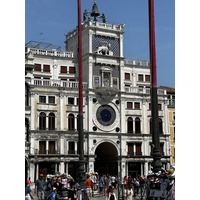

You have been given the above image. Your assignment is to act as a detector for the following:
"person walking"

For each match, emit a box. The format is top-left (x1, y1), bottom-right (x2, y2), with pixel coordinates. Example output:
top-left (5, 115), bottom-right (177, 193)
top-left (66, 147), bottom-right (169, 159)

top-left (52, 177), bottom-right (62, 195)
top-left (27, 177), bottom-right (32, 186)
top-left (68, 182), bottom-right (77, 200)
top-left (85, 175), bottom-right (93, 200)
top-left (124, 182), bottom-right (134, 200)
top-left (106, 185), bottom-right (117, 200)
top-left (25, 182), bottom-right (35, 200)
top-left (47, 187), bottom-right (57, 200)
top-left (99, 176), bottom-right (104, 197)
top-left (35, 174), bottom-right (45, 200)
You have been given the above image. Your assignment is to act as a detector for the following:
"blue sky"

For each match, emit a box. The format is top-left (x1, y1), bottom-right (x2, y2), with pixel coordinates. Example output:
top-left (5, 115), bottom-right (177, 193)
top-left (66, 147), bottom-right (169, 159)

top-left (25, 0), bottom-right (175, 88)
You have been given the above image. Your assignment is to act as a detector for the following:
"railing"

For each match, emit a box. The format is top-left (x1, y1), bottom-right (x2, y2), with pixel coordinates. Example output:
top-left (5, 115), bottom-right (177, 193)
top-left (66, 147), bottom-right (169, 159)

top-left (32, 79), bottom-right (87, 89)
top-left (124, 86), bottom-right (165, 95)
top-left (27, 47), bottom-right (74, 57)
top-left (68, 150), bottom-right (77, 155)
top-left (37, 150), bottom-right (59, 155)
top-left (124, 59), bottom-right (150, 67)
top-left (128, 152), bottom-right (142, 156)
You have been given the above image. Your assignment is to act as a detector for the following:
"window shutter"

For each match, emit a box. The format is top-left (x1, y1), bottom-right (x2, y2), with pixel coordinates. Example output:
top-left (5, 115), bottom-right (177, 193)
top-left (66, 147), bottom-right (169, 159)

top-left (69, 67), bottom-right (76, 73)
top-left (125, 73), bottom-right (130, 80)
top-left (34, 64), bottom-right (41, 71)
top-left (61, 66), bottom-right (67, 73)
top-left (145, 75), bottom-right (150, 82)
top-left (43, 65), bottom-right (50, 72)
top-left (136, 143), bottom-right (141, 155)
top-left (138, 74), bottom-right (143, 81)
top-left (134, 102), bottom-right (140, 109)
top-left (127, 102), bottom-right (132, 109)
top-left (128, 143), bottom-right (133, 155)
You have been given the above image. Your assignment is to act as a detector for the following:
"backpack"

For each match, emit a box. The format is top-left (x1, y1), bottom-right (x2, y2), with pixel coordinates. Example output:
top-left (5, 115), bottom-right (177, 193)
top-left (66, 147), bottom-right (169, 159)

top-left (110, 194), bottom-right (115, 200)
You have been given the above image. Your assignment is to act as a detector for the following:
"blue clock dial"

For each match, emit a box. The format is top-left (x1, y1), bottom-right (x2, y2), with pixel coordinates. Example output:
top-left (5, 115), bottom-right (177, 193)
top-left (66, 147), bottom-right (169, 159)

top-left (96, 105), bottom-right (116, 126)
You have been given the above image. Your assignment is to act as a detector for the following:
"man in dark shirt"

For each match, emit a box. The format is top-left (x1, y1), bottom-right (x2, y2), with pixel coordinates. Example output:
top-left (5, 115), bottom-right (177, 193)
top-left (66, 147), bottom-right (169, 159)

top-left (68, 182), bottom-right (77, 200)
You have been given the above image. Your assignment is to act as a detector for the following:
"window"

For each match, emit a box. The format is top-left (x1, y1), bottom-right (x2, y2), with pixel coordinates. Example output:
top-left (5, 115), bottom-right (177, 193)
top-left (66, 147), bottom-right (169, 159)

top-left (134, 102), bottom-right (140, 109)
top-left (160, 143), bottom-right (164, 155)
top-left (68, 114), bottom-right (75, 130)
top-left (25, 119), bottom-right (29, 142)
top-left (149, 103), bottom-right (151, 110)
top-left (48, 113), bottom-right (55, 130)
top-left (39, 96), bottom-right (46, 103)
top-left (145, 75), bottom-right (150, 82)
top-left (39, 112), bottom-right (46, 130)
top-left (125, 73), bottom-right (130, 80)
top-left (34, 64), bottom-right (41, 71)
top-left (61, 66), bottom-right (67, 73)
top-left (43, 65), bottom-right (50, 72)
top-left (69, 67), bottom-right (76, 74)
top-left (94, 76), bottom-right (100, 87)
top-left (49, 141), bottom-right (55, 154)
top-left (159, 118), bottom-right (163, 134)
top-left (49, 96), bottom-right (55, 104)
top-left (68, 141), bottom-right (75, 154)
top-left (135, 118), bottom-right (141, 133)
top-left (127, 117), bottom-right (133, 133)
top-left (103, 72), bottom-right (110, 87)
top-left (113, 78), bottom-right (118, 88)
top-left (39, 141), bottom-right (46, 154)
top-left (128, 143), bottom-right (134, 155)
top-left (138, 74), bottom-right (143, 81)
top-left (173, 127), bottom-right (175, 141)
top-left (127, 102), bottom-right (132, 109)
top-left (136, 143), bottom-right (142, 155)
top-left (25, 84), bottom-right (29, 106)
top-left (68, 97), bottom-right (74, 105)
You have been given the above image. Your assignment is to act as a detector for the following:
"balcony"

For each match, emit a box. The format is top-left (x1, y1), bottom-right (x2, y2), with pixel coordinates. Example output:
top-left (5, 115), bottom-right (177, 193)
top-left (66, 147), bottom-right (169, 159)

top-left (34, 149), bottom-right (59, 155)
top-left (127, 152), bottom-right (142, 156)
top-left (124, 86), bottom-right (165, 95)
top-left (68, 150), bottom-right (77, 155)
top-left (32, 78), bottom-right (87, 89)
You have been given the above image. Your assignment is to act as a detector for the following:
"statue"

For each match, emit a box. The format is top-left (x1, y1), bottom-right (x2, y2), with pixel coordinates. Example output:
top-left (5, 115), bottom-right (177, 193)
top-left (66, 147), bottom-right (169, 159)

top-left (102, 13), bottom-right (106, 23)
top-left (83, 9), bottom-right (88, 22)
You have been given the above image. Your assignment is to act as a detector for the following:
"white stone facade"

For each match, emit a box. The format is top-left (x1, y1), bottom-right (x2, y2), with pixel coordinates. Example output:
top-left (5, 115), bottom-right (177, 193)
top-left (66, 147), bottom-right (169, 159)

top-left (25, 20), bottom-right (170, 183)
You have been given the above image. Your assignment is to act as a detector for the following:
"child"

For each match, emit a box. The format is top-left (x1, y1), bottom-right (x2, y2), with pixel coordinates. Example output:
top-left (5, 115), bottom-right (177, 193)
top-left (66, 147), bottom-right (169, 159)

top-left (47, 188), bottom-right (57, 200)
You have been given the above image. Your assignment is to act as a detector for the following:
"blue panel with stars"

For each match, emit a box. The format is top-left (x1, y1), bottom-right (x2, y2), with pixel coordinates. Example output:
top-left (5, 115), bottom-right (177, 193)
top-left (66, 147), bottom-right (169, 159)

top-left (92, 35), bottom-right (119, 56)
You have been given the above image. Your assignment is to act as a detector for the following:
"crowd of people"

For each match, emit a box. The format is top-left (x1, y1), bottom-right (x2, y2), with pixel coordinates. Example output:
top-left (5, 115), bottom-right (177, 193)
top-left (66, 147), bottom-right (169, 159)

top-left (25, 171), bottom-right (174, 200)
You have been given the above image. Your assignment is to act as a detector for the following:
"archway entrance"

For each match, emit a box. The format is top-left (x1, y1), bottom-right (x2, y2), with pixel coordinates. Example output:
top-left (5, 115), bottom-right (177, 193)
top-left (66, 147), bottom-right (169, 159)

top-left (94, 142), bottom-right (118, 176)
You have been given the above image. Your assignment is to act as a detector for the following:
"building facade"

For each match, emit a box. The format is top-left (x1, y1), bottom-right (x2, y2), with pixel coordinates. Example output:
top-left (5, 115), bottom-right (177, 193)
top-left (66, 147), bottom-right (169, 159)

top-left (25, 7), bottom-right (171, 183)
top-left (159, 86), bottom-right (175, 167)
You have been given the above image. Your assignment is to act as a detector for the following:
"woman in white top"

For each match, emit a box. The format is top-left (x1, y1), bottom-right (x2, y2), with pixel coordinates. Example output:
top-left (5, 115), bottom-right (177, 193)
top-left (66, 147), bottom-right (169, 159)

top-left (106, 186), bottom-right (117, 200)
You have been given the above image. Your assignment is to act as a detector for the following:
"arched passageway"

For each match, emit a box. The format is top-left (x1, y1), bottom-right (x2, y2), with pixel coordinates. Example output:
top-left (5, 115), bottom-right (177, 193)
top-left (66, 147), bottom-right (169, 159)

top-left (94, 142), bottom-right (118, 176)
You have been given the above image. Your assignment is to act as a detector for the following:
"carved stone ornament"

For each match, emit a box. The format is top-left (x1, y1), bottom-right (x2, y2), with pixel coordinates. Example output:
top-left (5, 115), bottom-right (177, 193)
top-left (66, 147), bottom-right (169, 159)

top-left (95, 41), bottom-right (113, 56)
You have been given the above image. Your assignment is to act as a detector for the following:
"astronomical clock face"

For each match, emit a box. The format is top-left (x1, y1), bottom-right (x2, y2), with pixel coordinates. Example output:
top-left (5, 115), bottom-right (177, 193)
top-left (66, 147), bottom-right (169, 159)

top-left (93, 103), bottom-right (120, 132)
top-left (96, 105), bottom-right (116, 126)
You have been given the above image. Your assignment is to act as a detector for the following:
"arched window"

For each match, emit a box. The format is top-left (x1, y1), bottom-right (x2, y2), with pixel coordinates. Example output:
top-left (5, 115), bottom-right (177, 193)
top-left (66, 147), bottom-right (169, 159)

top-left (150, 118), bottom-right (152, 134)
top-left (49, 113), bottom-right (55, 130)
top-left (68, 114), bottom-right (75, 130)
top-left (25, 118), bottom-right (29, 142)
top-left (159, 118), bottom-right (163, 134)
top-left (39, 112), bottom-right (46, 130)
top-left (25, 84), bottom-right (29, 106)
top-left (127, 117), bottom-right (133, 133)
top-left (135, 117), bottom-right (141, 133)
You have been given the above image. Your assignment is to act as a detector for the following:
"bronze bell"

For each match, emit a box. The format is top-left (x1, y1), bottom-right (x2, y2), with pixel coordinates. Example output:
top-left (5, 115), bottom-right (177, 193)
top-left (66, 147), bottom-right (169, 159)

top-left (91, 0), bottom-right (100, 21)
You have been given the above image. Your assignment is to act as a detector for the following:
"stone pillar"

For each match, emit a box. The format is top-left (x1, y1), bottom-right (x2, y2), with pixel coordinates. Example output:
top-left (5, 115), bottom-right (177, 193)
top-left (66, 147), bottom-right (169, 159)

top-left (60, 95), bottom-right (64, 130)
top-left (30, 162), bottom-right (35, 183)
top-left (121, 160), bottom-right (126, 179)
top-left (60, 162), bottom-right (65, 174)
top-left (55, 163), bottom-right (58, 172)
top-left (144, 162), bottom-right (148, 177)
top-left (36, 163), bottom-right (39, 180)
top-left (88, 158), bottom-right (95, 173)
top-left (60, 137), bottom-right (64, 155)
top-left (120, 98), bottom-right (125, 133)
top-left (46, 141), bottom-right (49, 154)
top-left (141, 163), bottom-right (144, 176)
top-left (65, 162), bottom-right (68, 174)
